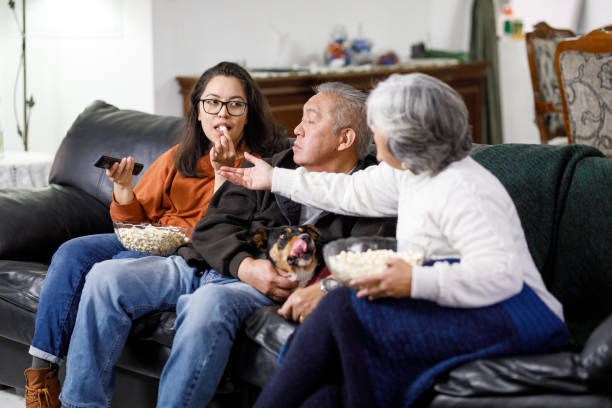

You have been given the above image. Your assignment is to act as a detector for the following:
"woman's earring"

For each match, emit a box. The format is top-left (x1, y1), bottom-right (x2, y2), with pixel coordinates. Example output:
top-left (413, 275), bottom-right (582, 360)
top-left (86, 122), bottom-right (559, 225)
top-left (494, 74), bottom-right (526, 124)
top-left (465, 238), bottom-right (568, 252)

top-left (401, 162), bottom-right (409, 170)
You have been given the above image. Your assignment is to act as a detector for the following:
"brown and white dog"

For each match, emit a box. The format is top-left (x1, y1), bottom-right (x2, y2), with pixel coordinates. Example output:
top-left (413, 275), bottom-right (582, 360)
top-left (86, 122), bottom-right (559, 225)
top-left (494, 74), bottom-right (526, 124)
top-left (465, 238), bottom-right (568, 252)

top-left (249, 225), bottom-right (321, 287)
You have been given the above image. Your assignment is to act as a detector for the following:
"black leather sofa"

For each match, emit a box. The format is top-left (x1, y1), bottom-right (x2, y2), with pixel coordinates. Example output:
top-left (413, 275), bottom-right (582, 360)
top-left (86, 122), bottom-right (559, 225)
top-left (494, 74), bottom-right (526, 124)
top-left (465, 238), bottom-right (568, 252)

top-left (1, 100), bottom-right (611, 407)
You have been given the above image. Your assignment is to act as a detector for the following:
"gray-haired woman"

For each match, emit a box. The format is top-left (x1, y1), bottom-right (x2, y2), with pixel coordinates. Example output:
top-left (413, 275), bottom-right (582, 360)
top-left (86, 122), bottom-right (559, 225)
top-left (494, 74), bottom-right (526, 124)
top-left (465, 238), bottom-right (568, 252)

top-left (219, 73), bottom-right (568, 407)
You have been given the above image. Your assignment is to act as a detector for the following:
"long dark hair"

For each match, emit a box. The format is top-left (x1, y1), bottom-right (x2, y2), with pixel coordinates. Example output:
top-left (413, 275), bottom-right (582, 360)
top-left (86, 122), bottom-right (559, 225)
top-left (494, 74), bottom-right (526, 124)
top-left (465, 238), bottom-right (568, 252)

top-left (175, 61), bottom-right (288, 177)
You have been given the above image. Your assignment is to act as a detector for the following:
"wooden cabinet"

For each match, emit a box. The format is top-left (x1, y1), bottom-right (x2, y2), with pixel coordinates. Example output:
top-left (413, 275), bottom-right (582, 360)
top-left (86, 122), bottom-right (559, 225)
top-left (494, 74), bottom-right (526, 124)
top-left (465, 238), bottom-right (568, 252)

top-left (177, 61), bottom-right (489, 143)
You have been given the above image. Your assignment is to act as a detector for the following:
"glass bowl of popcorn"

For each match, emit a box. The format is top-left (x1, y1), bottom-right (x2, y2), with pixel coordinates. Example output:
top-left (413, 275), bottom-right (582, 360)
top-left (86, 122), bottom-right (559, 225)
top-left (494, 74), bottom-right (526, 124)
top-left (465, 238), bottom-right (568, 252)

top-left (113, 222), bottom-right (193, 256)
top-left (323, 237), bottom-right (426, 284)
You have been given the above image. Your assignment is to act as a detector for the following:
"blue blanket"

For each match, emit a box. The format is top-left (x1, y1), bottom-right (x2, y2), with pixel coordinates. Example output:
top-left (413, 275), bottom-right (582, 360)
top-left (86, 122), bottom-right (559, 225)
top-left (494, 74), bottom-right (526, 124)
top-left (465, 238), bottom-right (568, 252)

top-left (256, 284), bottom-right (567, 408)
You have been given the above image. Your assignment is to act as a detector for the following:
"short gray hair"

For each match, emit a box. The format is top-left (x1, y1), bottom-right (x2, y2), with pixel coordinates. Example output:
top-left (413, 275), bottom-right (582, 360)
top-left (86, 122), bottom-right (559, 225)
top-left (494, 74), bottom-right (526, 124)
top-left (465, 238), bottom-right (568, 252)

top-left (314, 82), bottom-right (372, 159)
top-left (367, 73), bottom-right (472, 174)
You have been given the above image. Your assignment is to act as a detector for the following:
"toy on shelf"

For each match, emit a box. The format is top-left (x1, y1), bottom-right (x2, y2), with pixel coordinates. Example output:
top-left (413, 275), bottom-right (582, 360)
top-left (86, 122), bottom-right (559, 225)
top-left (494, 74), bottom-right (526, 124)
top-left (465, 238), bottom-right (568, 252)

top-left (351, 38), bottom-right (373, 65)
top-left (324, 24), bottom-right (374, 67)
top-left (325, 25), bottom-right (351, 67)
top-left (376, 52), bottom-right (399, 66)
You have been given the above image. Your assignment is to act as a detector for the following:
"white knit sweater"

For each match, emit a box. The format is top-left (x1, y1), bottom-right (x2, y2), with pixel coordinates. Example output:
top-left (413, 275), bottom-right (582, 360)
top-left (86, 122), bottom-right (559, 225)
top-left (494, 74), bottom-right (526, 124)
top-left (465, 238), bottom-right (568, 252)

top-left (272, 156), bottom-right (563, 320)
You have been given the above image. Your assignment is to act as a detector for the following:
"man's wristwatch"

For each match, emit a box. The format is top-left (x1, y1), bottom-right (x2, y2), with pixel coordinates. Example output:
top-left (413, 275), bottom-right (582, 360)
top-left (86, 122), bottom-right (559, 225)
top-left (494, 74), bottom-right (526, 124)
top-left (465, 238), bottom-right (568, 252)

top-left (320, 277), bottom-right (340, 293)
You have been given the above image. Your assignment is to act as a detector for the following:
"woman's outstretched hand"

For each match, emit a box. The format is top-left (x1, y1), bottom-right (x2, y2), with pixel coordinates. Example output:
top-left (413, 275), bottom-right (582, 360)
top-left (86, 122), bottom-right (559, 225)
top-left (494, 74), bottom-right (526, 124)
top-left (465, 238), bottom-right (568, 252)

top-left (217, 151), bottom-right (274, 190)
top-left (350, 258), bottom-right (413, 300)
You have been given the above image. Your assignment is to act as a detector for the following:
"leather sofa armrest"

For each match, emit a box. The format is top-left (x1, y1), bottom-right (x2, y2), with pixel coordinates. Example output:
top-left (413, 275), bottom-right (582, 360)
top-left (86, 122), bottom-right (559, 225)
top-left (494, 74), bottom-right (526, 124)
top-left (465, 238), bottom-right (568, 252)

top-left (433, 352), bottom-right (589, 397)
top-left (0, 184), bottom-right (111, 264)
top-left (579, 313), bottom-right (612, 384)
top-left (433, 313), bottom-right (612, 398)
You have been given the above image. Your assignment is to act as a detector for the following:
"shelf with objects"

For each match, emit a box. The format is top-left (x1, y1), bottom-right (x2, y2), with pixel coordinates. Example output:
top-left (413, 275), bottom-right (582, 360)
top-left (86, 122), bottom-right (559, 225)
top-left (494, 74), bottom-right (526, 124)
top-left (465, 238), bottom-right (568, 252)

top-left (177, 60), bottom-right (489, 144)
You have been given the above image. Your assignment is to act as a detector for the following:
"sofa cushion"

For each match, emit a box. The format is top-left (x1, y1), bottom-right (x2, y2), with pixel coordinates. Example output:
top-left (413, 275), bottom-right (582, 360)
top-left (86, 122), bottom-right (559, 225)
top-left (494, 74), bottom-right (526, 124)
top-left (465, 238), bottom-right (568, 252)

top-left (50, 100), bottom-right (183, 207)
top-left (230, 306), bottom-right (297, 388)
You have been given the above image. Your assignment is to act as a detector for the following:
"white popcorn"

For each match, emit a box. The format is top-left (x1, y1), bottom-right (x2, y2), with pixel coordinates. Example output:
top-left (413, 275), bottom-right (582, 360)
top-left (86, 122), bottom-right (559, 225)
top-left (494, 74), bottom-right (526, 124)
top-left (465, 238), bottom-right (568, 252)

top-left (219, 125), bottom-right (227, 132)
top-left (114, 224), bottom-right (191, 256)
top-left (327, 248), bottom-right (423, 282)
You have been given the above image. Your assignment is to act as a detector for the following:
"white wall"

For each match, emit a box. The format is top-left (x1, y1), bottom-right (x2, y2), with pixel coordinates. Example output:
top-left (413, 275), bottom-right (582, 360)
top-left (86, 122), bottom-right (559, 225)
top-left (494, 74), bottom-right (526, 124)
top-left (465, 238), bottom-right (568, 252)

top-left (3, 0), bottom-right (607, 155)
top-left (579, 0), bottom-right (612, 33)
top-left (2, 0), bottom-right (472, 155)
top-left (511, 0), bottom-right (611, 34)
top-left (511, 0), bottom-right (585, 33)
top-left (0, 0), bottom-right (154, 154)
top-left (428, 0), bottom-right (473, 52)
top-left (498, 38), bottom-right (539, 144)
top-left (152, 0), bottom-right (472, 117)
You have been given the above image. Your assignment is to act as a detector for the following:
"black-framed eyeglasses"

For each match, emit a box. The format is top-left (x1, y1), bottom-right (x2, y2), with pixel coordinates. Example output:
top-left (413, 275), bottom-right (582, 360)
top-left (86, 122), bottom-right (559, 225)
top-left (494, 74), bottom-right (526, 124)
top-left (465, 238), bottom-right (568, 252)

top-left (199, 99), bottom-right (248, 116)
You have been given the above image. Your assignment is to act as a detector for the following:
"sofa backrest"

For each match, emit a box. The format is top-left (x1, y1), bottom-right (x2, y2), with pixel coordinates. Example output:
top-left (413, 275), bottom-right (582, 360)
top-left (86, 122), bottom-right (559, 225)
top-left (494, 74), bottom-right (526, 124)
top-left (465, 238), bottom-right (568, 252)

top-left (473, 143), bottom-right (612, 349)
top-left (49, 100), bottom-right (184, 207)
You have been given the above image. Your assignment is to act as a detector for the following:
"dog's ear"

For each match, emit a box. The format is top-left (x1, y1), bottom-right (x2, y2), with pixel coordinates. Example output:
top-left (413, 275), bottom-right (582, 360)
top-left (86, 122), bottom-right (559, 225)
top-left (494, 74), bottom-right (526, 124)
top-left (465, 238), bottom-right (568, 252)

top-left (303, 225), bottom-right (320, 241)
top-left (249, 228), bottom-right (268, 252)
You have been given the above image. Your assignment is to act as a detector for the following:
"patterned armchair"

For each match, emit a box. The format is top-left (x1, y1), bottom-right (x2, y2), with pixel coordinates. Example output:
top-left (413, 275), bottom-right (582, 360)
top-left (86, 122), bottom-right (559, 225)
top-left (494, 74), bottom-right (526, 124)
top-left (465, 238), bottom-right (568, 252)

top-left (555, 27), bottom-right (612, 156)
top-left (526, 22), bottom-right (575, 144)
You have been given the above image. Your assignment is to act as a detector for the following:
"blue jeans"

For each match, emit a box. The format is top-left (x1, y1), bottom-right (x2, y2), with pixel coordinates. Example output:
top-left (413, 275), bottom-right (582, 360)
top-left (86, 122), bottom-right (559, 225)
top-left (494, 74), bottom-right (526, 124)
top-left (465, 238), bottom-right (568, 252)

top-left (29, 233), bottom-right (148, 364)
top-left (59, 255), bottom-right (275, 408)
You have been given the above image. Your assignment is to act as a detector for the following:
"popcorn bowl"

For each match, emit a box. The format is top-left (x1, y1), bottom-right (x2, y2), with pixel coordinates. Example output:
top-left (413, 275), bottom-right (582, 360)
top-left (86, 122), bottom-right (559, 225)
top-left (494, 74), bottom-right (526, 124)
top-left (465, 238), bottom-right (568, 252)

top-left (323, 237), bottom-right (426, 284)
top-left (113, 222), bottom-right (193, 256)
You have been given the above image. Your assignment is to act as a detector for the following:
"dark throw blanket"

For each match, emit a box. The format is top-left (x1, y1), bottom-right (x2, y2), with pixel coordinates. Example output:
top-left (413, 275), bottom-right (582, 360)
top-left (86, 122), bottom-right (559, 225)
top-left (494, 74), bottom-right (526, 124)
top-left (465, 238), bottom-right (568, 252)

top-left (472, 144), bottom-right (603, 283)
top-left (473, 143), bottom-right (609, 349)
top-left (255, 286), bottom-right (567, 408)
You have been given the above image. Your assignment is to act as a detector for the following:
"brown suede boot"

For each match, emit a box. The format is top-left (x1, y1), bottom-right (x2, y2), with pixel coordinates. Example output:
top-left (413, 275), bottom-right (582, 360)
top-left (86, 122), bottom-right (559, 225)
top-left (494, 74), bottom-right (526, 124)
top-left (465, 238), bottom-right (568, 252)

top-left (24, 367), bottom-right (61, 408)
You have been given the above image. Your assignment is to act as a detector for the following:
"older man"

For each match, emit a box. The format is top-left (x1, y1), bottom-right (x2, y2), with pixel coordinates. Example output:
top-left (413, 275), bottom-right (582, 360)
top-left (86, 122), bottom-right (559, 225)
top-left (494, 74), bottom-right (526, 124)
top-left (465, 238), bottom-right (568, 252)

top-left (59, 82), bottom-right (395, 408)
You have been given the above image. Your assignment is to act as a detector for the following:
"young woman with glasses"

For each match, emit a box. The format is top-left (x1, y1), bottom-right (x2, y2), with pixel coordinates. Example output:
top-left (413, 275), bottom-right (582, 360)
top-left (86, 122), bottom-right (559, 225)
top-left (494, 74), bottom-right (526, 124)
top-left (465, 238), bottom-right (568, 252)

top-left (24, 61), bottom-right (288, 407)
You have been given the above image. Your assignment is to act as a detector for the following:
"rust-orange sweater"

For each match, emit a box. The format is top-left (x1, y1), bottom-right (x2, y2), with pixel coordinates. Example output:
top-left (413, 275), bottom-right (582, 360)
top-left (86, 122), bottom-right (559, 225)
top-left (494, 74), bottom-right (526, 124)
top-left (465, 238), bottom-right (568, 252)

top-left (110, 144), bottom-right (243, 229)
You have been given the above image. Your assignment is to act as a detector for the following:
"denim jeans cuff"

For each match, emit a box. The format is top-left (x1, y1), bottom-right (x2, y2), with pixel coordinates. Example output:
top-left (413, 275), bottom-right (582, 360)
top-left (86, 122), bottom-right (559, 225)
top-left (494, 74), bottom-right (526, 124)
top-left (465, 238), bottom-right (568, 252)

top-left (29, 345), bottom-right (63, 366)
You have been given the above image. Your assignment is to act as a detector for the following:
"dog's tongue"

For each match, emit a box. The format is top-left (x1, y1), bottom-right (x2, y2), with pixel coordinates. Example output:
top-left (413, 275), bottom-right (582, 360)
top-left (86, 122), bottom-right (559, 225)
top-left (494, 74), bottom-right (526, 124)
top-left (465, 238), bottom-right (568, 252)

top-left (290, 238), bottom-right (308, 257)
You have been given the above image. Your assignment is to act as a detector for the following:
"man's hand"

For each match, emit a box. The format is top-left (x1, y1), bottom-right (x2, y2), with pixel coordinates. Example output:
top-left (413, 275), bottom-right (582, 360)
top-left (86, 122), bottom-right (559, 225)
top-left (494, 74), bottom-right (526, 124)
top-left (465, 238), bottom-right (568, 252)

top-left (350, 258), bottom-right (413, 300)
top-left (217, 152), bottom-right (274, 190)
top-left (278, 284), bottom-right (325, 323)
top-left (237, 257), bottom-right (298, 302)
